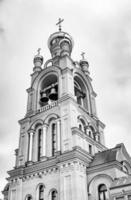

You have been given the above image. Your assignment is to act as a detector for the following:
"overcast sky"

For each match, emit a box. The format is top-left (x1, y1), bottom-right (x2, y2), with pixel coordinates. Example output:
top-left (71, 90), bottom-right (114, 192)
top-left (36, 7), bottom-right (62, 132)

top-left (0, 0), bottom-right (131, 198)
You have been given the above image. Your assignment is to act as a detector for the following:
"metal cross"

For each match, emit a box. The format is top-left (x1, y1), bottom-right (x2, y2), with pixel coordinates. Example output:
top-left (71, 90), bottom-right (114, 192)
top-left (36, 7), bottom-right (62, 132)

top-left (81, 52), bottom-right (85, 60)
top-left (37, 48), bottom-right (41, 55)
top-left (56, 18), bottom-right (64, 32)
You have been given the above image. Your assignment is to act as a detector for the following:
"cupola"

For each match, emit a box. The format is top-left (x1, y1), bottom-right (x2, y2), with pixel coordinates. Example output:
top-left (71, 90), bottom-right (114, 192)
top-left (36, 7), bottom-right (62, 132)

top-left (33, 48), bottom-right (43, 72)
top-left (80, 52), bottom-right (89, 75)
top-left (48, 19), bottom-right (74, 58)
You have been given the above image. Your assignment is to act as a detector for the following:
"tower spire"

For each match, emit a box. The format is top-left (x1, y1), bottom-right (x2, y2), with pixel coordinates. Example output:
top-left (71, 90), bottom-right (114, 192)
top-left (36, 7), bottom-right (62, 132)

top-left (56, 18), bottom-right (64, 32)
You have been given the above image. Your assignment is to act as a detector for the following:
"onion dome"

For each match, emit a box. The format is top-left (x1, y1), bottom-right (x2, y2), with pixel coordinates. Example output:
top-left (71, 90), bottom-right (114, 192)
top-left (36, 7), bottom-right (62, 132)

top-left (79, 52), bottom-right (89, 75)
top-left (33, 48), bottom-right (43, 72)
top-left (48, 31), bottom-right (74, 58)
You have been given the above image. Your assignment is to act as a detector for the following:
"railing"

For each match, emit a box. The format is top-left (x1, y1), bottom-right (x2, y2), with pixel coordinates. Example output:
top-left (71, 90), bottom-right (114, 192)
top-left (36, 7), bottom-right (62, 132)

top-left (37, 101), bottom-right (58, 113)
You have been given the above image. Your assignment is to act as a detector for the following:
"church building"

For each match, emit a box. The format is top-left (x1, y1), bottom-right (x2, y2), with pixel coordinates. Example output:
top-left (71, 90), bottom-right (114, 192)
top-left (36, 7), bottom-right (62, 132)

top-left (2, 19), bottom-right (131, 200)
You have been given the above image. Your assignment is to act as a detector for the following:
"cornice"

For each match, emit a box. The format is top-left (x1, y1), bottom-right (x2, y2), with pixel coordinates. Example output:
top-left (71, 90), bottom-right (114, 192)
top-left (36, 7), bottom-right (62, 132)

top-left (87, 160), bottom-right (123, 174)
top-left (72, 127), bottom-right (107, 150)
top-left (110, 183), bottom-right (131, 190)
top-left (18, 117), bottom-right (31, 125)
top-left (8, 148), bottom-right (93, 180)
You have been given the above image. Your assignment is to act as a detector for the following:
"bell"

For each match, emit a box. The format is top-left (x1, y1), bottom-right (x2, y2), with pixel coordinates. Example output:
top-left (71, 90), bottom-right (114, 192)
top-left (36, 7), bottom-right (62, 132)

top-left (40, 92), bottom-right (48, 103)
top-left (49, 88), bottom-right (58, 101)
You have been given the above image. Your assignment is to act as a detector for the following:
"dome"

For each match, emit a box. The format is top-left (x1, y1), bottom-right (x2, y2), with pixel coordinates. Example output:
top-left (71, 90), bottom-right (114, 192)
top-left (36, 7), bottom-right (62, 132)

top-left (47, 31), bottom-right (74, 58)
top-left (33, 54), bottom-right (43, 66)
top-left (33, 48), bottom-right (43, 72)
top-left (79, 53), bottom-right (89, 75)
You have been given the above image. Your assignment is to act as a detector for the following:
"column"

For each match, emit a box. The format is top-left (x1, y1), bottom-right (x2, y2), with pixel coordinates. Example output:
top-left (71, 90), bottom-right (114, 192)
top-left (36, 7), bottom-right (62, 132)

top-left (85, 126), bottom-right (89, 135)
top-left (57, 119), bottom-right (61, 152)
top-left (42, 124), bottom-right (47, 157)
top-left (28, 132), bottom-right (34, 161)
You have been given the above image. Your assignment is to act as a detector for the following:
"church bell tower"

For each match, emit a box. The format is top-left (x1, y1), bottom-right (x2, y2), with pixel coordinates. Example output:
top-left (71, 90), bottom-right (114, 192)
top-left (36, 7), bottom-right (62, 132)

top-left (3, 19), bottom-right (107, 200)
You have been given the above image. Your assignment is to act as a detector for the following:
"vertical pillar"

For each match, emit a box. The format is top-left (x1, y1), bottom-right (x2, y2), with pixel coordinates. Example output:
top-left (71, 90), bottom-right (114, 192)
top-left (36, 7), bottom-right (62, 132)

top-left (57, 119), bottom-right (61, 152)
top-left (85, 126), bottom-right (89, 135)
top-left (28, 132), bottom-right (34, 161)
top-left (42, 124), bottom-right (47, 157)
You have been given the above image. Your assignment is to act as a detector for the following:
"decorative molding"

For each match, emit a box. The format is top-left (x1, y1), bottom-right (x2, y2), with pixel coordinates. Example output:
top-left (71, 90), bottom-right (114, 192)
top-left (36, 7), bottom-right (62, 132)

top-left (8, 148), bottom-right (92, 180)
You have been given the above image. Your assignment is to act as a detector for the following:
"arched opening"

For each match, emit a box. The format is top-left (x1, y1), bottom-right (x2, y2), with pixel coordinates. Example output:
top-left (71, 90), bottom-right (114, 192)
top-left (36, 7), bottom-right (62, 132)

top-left (25, 195), bottom-right (33, 200)
top-left (78, 117), bottom-right (86, 133)
top-left (74, 76), bottom-right (88, 110)
top-left (98, 184), bottom-right (108, 200)
top-left (51, 190), bottom-right (57, 200)
top-left (40, 74), bottom-right (58, 107)
top-left (52, 123), bottom-right (57, 156)
top-left (87, 126), bottom-right (96, 140)
top-left (37, 128), bottom-right (42, 161)
top-left (39, 185), bottom-right (44, 200)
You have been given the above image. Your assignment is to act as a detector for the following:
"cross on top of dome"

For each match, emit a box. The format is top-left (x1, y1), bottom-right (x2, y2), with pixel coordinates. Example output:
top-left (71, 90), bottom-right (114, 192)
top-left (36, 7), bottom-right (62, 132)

top-left (37, 48), bottom-right (41, 55)
top-left (56, 18), bottom-right (64, 32)
top-left (81, 52), bottom-right (85, 60)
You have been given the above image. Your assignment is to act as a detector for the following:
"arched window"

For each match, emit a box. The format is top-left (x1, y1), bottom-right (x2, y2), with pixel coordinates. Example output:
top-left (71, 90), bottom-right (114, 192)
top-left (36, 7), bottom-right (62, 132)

top-left (98, 184), bottom-right (108, 200)
top-left (78, 117), bottom-right (86, 133)
top-left (79, 124), bottom-right (82, 130)
top-left (74, 81), bottom-right (84, 107)
top-left (87, 126), bottom-right (96, 140)
top-left (74, 76), bottom-right (89, 111)
top-left (39, 185), bottom-right (44, 200)
top-left (51, 190), bottom-right (57, 200)
top-left (25, 195), bottom-right (32, 200)
top-left (38, 128), bottom-right (42, 161)
top-left (52, 123), bottom-right (57, 156)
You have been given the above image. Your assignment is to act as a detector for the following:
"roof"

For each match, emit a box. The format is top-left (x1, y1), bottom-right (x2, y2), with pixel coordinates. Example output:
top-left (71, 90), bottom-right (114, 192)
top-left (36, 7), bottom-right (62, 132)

top-left (90, 143), bottom-right (131, 167)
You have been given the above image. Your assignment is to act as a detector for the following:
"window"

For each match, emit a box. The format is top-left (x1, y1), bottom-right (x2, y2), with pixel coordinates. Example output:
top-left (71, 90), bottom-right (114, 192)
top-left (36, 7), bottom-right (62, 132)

top-left (51, 190), bottom-right (57, 200)
top-left (26, 196), bottom-right (32, 200)
top-left (74, 81), bottom-right (84, 106)
top-left (11, 189), bottom-right (16, 200)
top-left (89, 131), bottom-right (92, 138)
top-left (89, 145), bottom-right (92, 154)
top-left (78, 118), bottom-right (86, 133)
top-left (98, 184), bottom-right (108, 200)
top-left (52, 123), bottom-right (57, 156)
top-left (39, 185), bottom-right (44, 200)
top-left (128, 195), bottom-right (131, 200)
top-left (79, 124), bottom-right (82, 130)
top-left (38, 129), bottom-right (42, 161)
top-left (74, 77), bottom-right (88, 111)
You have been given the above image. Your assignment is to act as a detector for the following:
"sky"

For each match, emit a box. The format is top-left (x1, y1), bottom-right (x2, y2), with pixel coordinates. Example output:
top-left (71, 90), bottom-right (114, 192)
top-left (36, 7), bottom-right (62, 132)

top-left (0, 0), bottom-right (131, 198)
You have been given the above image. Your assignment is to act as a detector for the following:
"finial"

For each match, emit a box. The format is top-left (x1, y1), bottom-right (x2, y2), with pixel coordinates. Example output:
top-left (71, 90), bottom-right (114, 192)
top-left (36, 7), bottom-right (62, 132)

top-left (37, 48), bottom-right (41, 55)
top-left (81, 52), bottom-right (85, 60)
top-left (56, 18), bottom-right (64, 32)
